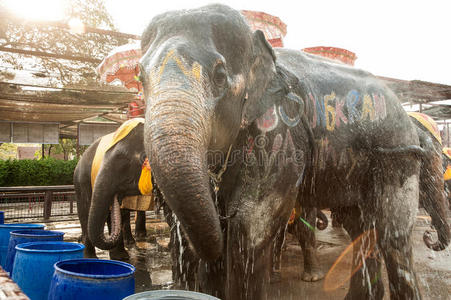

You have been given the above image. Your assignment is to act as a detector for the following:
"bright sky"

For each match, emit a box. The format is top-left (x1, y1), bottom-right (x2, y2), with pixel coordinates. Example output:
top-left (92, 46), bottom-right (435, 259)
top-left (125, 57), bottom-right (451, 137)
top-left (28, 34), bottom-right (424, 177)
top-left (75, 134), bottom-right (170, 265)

top-left (3, 0), bottom-right (450, 85)
top-left (104, 0), bottom-right (451, 85)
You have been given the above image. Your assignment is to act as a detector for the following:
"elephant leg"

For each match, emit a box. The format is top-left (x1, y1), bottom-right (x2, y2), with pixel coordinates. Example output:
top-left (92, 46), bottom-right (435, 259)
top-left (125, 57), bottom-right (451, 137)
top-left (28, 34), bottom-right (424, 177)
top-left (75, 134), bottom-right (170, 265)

top-left (77, 190), bottom-right (97, 258)
top-left (270, 225), bottom-right (287, 283)
top-left (107, 214), bottom-right (130, 261)
top-left (226, 239), bottom-right (271, 300)
top-left (121, 210), bottom-right (135, 247)
top-left (135, 210), bottom-right (147, 240)
top-left (80, 218), bottom-right (97, 258)
top-left (164, 203), bottom-right (199, 290)
top-left (342, 207), bottom-right (384, 300)
top-left (294, 207), bottom-right (324, 282)
top-left (375, 176), bottom-right (421, 300)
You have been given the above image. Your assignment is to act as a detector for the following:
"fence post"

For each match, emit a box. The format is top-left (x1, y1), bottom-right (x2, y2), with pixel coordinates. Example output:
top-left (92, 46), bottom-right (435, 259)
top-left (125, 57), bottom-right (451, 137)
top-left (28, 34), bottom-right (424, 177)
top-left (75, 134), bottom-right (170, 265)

top-left (69, 195), bottom-right (74, 214)
top-left (44, 191), bottom-right (52, 220)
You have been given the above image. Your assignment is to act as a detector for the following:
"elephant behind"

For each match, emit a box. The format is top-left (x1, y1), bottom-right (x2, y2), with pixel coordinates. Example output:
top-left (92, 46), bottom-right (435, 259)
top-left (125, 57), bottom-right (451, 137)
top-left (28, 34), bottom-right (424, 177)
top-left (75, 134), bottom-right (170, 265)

top-left (74, 118), bottom-right (151, 259)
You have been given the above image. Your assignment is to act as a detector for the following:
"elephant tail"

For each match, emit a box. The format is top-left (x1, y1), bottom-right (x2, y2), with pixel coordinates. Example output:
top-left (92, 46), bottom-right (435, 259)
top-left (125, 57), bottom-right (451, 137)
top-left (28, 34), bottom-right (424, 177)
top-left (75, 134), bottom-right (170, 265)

top-left (316, 210), bottom-right (328, 230)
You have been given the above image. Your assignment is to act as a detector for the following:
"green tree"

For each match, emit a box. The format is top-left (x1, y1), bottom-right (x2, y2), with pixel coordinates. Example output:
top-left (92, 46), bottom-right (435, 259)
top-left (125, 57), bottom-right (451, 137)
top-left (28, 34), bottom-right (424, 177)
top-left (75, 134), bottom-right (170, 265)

top-left (0, 143), bottom-right (18, 160)
top-left (0, 0), bottom-right (129, 86)
top-left (34, 138), bottom-right (88, 160)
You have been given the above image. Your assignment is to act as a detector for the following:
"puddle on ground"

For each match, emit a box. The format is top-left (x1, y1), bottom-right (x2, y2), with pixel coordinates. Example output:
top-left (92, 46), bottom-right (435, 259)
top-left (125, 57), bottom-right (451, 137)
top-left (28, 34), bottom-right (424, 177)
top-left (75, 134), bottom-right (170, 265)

top-left (39, 209), bottom-right (450, 299)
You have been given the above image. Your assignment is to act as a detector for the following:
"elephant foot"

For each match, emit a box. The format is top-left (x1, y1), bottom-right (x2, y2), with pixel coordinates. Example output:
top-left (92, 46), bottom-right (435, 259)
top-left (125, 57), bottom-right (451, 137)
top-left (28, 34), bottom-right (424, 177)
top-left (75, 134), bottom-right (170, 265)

top-left (301, 268), bottom-right (324, 282)
top-left (109, 248), bottom-right (130, 261)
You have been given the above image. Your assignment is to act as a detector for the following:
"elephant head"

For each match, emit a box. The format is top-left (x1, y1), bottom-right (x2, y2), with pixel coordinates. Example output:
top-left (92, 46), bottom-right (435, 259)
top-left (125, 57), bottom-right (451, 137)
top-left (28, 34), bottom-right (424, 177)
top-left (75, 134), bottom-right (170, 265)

top-left (140, 4), bottom-right (277, 261)
top-left (87, 121), bottom-right (150, 250)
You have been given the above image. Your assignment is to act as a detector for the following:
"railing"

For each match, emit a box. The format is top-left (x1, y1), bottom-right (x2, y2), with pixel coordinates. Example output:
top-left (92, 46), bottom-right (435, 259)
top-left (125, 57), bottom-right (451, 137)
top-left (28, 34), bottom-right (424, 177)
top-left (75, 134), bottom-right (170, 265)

top-left (0, 185), bottom-right (76, 221)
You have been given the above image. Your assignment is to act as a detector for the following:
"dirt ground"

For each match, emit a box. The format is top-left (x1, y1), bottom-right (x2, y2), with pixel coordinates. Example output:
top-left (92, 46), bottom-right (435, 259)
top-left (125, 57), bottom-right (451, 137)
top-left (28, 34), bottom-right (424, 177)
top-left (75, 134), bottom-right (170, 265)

top-left (43, 209), bottom-right (450, 300)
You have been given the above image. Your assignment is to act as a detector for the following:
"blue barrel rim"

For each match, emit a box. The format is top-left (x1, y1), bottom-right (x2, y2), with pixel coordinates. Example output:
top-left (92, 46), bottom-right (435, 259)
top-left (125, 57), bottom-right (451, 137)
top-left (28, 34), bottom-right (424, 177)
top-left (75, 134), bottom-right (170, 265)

top-left (0, 223), bottom-right (45, 229)
top-left (123, 290), bottom-right (221, 300)
top-left (54, 258), bottom-right (136, 279)
top-left (10, 229), bottom-right (65, 238)
top-left (15, 241), bottom-right (85, 253)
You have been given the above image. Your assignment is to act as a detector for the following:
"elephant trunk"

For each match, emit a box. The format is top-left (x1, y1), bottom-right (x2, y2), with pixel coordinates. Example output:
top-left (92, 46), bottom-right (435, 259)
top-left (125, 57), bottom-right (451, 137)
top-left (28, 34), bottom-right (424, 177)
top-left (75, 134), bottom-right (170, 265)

top-left (146, 87), bottom-right (223, 262)
top-left (88, 188), bottom-right (122, 250)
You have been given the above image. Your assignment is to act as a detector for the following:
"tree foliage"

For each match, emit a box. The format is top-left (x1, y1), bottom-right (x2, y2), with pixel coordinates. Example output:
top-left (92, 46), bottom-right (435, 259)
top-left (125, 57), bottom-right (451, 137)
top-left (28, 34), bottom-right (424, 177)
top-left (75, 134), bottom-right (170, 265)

top-left (0, 0), bottom-right (129, 86)
top-left (0, 143), bottom-right (18, 160)
top-left (35, 138), bottom-right (88, 160)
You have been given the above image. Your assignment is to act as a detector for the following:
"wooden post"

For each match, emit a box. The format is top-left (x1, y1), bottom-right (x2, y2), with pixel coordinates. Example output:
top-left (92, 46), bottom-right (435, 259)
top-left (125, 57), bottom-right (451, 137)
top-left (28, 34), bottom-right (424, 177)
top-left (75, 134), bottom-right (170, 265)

top-left (44, 191), bottom-right (52, 220)
top-left (69, 194), bottom-right (74, 214)
top-left (448, 123), bottom-right (450, 147)
top-left (76, 124), bottom-right (80, 159)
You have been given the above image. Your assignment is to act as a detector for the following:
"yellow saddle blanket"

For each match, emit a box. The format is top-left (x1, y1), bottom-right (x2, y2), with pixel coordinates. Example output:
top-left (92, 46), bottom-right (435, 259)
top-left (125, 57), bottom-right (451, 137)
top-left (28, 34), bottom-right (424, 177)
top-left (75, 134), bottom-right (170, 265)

top-left (91, 118), bottom-right (145, 187)
top-left (408, 112), bottom-right (441, 145)
top-left (121, 195), bottom-right (154, 211)
top-left (90, 117), bottom-right (154, 211)
top-left (443, 147), bottom-right (451, 181)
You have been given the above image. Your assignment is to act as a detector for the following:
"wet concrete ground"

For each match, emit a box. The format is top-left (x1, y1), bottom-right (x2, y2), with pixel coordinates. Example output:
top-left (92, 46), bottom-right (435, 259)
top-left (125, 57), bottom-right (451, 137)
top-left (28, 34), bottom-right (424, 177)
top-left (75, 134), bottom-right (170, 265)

top-left (44, 209), bottom-right (450, 300)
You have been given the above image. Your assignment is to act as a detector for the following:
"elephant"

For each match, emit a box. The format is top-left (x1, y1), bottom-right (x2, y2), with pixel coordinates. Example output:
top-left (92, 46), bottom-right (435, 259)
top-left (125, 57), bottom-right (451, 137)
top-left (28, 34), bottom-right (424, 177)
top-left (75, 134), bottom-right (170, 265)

top-left (274, 112), bottom-right (450, 285)
top-left (139, 4), bottom-right (450, 299)
top-left (74, 118), bottom-right (152, 259)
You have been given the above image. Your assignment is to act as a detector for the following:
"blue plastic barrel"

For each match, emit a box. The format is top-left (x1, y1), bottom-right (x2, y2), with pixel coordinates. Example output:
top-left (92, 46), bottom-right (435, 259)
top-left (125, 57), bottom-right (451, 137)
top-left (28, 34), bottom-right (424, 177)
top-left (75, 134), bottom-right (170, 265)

top-left (4, 229), bottom-right (65, 275)
top-left (48, 259), bottom-right (135, 300)
top-left (123, 290), bottom-right (221, 300)
top-left (12, 242), bottom-right (84, 300)
top-left (0, 211), bottom-right (4, 224)
top-left (0, 223), bottom-right (45, 268)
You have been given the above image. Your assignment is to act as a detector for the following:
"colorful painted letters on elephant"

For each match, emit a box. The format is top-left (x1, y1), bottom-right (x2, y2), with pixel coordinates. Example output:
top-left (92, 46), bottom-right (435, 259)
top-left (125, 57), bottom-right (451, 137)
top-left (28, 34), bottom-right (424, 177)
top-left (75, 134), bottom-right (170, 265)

top-left (311, 90), bottom-right (387, 131)
top-left (256, 90), bottom-right (387, 133)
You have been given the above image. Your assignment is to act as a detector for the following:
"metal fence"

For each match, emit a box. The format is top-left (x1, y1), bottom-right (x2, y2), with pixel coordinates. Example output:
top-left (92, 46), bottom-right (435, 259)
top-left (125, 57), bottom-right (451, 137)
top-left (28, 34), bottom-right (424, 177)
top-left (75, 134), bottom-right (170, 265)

top-left (0, 186), bottom-right (77, 221)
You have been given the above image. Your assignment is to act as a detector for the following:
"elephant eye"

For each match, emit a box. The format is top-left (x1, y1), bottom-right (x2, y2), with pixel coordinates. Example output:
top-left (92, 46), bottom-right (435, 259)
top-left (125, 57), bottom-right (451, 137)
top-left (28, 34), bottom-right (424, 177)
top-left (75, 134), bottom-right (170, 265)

top-left (213, 63), bottom-right (227, 88)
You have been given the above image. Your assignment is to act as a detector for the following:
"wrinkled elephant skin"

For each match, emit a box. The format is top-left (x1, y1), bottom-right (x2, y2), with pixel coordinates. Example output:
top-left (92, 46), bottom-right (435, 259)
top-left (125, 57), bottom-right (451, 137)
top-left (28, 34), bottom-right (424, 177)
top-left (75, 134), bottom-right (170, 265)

top-left (139, 4), bottom-right (449, 300)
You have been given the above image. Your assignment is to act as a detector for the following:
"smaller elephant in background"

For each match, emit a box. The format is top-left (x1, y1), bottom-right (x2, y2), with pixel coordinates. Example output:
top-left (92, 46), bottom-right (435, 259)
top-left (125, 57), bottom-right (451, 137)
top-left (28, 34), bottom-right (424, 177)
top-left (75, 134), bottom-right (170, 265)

top-left (74, 118), bottom-right (153, 260)
top-left (274, 112), bottom-right (450, 284)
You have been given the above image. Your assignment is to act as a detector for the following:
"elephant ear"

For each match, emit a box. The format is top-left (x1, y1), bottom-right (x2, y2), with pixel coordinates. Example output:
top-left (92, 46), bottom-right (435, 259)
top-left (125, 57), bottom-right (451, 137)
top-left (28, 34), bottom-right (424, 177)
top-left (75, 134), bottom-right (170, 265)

top-left (241, 30), bottom-right (278, 126)
top-left (242, 31), bottom-right (306, 126)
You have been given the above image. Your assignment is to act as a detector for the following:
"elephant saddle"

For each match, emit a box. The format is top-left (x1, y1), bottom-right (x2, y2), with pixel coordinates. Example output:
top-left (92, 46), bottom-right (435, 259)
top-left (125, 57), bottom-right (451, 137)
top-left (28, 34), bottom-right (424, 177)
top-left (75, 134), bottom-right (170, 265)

top-left (121, 195), bottom-right (154, 211)
top-left (90, 117), bottom-right (155, 210)
top-left (407, 112), bottom-right (441, 144)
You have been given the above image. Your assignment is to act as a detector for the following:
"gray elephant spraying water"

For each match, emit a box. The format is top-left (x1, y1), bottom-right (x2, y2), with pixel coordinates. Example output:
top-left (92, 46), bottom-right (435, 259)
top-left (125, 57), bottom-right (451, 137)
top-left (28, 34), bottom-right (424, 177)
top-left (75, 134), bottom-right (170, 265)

top-left (74, 118), bottom-right (152, 259)
top-left (139, 4), bottom-right (449, 299)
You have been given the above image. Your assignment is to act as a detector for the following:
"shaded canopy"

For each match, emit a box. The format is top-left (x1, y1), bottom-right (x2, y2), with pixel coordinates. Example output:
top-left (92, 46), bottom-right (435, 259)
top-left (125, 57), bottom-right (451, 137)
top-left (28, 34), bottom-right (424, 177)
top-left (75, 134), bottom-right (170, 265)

top-left (1, 73), bottom-right (451, 139)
